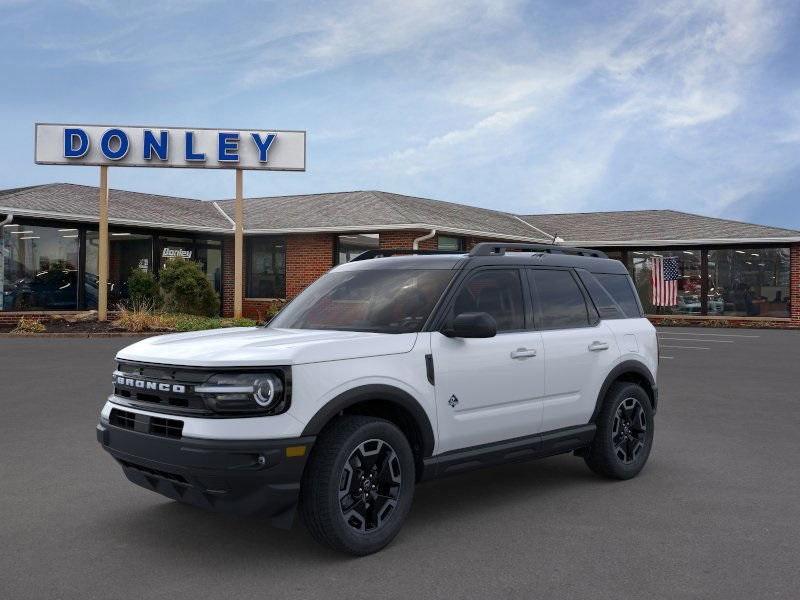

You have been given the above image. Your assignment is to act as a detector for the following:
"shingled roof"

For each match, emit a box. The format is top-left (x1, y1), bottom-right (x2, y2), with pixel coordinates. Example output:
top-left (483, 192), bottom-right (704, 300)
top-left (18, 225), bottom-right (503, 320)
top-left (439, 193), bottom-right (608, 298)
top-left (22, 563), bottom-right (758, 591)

top-left (0, 183), bottom-right (230, 232)
top-left (215, 190), bottom-right (548, 240)
top-left (1, 183), bottom-right (798, 244)
top-left (519, 210), bottom-right (800, 245)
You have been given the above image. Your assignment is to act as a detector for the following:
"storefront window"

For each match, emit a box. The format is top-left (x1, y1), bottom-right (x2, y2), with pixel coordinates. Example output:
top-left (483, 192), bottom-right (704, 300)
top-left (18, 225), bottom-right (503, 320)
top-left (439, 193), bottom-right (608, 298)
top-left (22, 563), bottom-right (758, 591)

top-left (2, 223), bottom-right (80, 310)
top-left (196, 240), bottom-right (223, 295)
top-left (438, 235), bottom-right (464, 251)
top-left (707, 248), bottom-right (790, 318)
top-left (247, 236), bottom-right (285, 298)
top-left (631, 249), bottom-right (702, 315)
top-left (159, 236), bottom-right (195, 271)
top-left (85, 230), bottom-right (154, 308)
top-left (336, 234), bottom-right (379, 264)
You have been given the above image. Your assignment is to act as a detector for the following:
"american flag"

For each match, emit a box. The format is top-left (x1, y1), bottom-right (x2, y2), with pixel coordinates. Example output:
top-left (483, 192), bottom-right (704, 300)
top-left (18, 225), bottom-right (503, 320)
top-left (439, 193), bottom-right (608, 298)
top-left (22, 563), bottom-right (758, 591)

top-left (651, 256), bottom-right (679, 306)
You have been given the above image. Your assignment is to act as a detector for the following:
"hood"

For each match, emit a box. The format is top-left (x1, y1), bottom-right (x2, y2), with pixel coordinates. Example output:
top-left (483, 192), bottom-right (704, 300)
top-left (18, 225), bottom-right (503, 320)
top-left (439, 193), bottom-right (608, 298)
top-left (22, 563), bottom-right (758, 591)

top-left (116, 327), bottom-right (419, 367)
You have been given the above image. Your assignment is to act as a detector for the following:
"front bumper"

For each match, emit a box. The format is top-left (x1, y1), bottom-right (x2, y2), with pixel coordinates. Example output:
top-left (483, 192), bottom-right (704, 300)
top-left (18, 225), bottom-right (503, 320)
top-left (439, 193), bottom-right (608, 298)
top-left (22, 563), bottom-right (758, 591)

top-left (97, 421), bottom-right (315, 528)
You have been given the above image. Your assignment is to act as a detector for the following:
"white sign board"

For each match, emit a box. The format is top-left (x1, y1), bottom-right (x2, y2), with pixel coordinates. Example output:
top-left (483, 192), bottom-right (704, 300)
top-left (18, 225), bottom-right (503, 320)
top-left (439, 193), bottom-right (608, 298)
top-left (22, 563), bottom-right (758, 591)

top-left (34, 123), bottom-right (306, 171)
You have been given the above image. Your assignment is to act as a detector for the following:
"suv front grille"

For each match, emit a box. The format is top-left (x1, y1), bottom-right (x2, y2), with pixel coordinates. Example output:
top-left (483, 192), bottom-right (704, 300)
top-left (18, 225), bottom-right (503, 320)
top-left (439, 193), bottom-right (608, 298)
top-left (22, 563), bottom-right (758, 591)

top-left (113, 362), bottom-right (212, 415)
top-left (109, 408), bottom-right (184, 439)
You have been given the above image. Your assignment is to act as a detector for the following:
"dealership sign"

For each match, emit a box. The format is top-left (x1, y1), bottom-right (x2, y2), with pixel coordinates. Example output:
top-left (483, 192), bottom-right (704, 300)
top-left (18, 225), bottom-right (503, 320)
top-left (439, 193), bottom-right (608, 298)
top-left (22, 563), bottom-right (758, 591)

top-left (34, 123), bottom-right (306, 171)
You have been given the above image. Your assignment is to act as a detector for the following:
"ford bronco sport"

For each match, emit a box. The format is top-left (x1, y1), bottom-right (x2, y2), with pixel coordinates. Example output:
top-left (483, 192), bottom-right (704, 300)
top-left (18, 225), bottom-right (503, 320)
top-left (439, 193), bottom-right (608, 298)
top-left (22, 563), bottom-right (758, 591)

top-left (97, 242), bottom-right (658, 555)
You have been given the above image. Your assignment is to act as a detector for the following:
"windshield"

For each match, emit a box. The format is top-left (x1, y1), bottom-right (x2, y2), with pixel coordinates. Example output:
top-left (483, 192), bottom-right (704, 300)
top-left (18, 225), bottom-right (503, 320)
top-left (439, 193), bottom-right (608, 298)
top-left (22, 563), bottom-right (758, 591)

top-left (269, 269), bottom-right (454, 333)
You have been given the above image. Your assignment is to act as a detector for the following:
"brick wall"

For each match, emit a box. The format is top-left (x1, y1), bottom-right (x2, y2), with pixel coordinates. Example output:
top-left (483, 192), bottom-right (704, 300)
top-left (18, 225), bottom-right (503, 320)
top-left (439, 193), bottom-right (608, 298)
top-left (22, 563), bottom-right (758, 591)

top-left (791, 243), bottom-right (800, 325)
top-left (286, 233), bottom-right (335, 297)
top-left (378, 231), bottom-right (496, 251)
top-left (225, 233), bottom-right (335, 321)
top-left (221, 237), bottom-right (235, 317)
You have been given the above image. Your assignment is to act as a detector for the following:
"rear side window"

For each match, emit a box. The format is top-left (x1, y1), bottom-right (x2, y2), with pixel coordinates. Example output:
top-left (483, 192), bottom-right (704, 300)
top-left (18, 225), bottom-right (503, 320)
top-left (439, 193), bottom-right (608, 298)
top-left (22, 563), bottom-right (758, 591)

top-left (529, 269), bottom-right (590, 329)
top-left (577, 270), bottom-right (625, 320)
top-left (595, 273), bottom-right (642, 318)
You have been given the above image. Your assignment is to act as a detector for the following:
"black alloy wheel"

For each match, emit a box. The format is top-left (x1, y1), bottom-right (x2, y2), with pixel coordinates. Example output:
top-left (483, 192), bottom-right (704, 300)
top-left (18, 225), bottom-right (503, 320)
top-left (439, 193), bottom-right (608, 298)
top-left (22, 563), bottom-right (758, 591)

top-left (612, 397), bottom-right (647, 464)
top-left (584, 382), bottom-right (654, 480)
top-left (300, 416), bottom-right (415, 555)
top-left (338, 439), bottom-right (402, 532)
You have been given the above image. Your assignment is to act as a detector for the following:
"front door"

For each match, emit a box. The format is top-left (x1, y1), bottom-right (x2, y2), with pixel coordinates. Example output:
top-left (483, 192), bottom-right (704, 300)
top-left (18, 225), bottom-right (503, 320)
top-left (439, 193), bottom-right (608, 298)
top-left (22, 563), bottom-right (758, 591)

top-left (432, 268), bottom-right (545, 453)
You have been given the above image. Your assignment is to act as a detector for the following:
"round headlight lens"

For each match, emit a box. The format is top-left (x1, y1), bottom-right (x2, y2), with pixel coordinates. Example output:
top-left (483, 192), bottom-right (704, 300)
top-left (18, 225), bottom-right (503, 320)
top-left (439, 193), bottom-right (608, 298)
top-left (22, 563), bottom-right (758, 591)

top-left (254, 377), bottom-right (279, 407)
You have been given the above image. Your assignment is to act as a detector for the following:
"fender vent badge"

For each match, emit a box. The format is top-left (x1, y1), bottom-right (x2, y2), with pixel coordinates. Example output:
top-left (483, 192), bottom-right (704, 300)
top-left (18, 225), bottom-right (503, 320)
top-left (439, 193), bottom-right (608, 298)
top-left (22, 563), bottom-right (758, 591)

top-left (448, 395), bottom-right (459, 408)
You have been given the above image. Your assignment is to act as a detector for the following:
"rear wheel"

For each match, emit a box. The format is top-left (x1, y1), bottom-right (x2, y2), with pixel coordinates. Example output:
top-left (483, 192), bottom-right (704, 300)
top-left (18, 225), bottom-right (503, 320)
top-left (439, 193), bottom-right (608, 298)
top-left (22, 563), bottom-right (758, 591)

top-left (584, 382), bottom-right (654, 479)
top-left (300, 416), bottom-right (415, 555)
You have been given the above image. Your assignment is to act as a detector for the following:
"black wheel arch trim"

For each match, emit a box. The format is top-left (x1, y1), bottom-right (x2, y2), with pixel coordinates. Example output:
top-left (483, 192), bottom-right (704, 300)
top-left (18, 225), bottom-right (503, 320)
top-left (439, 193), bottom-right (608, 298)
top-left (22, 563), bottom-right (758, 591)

top-left (301, 384), bottom-right (436, 458)
top-left (591, 360), bottom-right (658, 422)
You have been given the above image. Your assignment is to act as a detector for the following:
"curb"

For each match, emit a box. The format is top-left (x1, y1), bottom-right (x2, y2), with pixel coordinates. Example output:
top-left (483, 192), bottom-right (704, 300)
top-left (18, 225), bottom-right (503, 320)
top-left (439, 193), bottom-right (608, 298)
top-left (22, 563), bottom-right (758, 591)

top-left (0, 332), bottom-right (162, 339)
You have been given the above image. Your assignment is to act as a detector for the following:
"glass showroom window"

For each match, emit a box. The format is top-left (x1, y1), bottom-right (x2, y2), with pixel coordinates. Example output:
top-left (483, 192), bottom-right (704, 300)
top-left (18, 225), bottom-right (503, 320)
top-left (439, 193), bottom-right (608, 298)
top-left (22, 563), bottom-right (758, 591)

top-left (336, 233), bottom-right (379, 264)
top-left (1, 223), bottom-right (80, 310)
top-left (438, 235), bottom-right (464, 251)
top-left (196, 239), bottom-right (223, 296)
top-left (707, 248), bottom-right (790, 318)
top-left (247, 237), bottom-right (286, 298)
top-left (85, 230), bottom-right (154, 309)
top-left (631, 249), bottom-right (702, 315)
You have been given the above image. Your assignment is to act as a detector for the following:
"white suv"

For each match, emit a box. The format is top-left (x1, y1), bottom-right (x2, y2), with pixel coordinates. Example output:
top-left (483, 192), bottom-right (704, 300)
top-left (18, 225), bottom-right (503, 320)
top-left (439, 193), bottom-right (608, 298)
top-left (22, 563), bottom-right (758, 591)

top-left (97, 243), bottom-right (658, 555)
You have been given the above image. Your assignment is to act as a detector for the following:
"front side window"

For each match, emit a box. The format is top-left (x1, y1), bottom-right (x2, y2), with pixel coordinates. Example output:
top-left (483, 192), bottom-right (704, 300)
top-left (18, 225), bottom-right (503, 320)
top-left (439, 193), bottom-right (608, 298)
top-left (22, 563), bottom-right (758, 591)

top-left (530, 269), bottom-right (590, 329)
top-left (2, 223), bottom-right (80, 311)
top-left (450, 269), bottom-right (525, 332)
top-left (270, 269), bottom-right (454, 333)
top-left (247, 237), bottom-right (285, 298)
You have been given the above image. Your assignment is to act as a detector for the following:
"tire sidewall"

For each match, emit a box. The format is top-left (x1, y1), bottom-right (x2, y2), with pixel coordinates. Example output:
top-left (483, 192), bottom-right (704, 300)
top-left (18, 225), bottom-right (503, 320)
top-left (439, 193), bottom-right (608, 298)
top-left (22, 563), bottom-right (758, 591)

top-left (598, 383), bottom-right (655, 479)
top-left (320, 419), bottom-right (416, 554)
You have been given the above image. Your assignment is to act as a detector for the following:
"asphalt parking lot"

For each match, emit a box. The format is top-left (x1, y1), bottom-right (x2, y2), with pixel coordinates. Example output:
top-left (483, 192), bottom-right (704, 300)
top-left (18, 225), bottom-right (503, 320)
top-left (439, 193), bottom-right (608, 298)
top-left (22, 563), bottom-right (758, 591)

top-left (1, 327), bottom-right (799, 600)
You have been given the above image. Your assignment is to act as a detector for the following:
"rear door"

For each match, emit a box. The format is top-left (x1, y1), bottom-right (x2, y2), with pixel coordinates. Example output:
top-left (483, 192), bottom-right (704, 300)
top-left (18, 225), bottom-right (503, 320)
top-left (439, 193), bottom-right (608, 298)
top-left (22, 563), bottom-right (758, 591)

top-left (528, 268), bottom-right (619, 432)
top-left (431, 267), bottom-right (545, 453)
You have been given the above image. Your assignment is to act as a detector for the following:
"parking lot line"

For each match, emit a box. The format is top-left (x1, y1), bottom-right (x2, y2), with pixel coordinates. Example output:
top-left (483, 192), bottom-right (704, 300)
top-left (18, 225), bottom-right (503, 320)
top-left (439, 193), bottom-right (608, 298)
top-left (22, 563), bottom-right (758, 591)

top-left (657, 332), bottom-right (760, 338)
top-left (658, 337), bottom-right (733, 343)
top-left (659, 355), bottom-right (674, 359)
top-left (660, 345), bottom-right (710, 350)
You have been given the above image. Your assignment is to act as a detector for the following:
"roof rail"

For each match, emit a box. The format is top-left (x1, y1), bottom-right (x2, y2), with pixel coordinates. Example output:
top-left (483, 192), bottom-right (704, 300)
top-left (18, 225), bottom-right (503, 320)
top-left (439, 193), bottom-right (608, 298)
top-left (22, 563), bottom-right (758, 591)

top-left (469, 242), bottom-right (608, 259)
top-left (349, 248), bottom-right (466, 262)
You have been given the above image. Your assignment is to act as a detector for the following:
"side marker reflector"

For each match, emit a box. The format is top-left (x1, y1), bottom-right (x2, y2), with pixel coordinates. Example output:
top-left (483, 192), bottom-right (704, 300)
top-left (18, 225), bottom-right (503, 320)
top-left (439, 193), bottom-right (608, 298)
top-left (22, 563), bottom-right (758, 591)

top-left (285, 445), bottom-right (306, 458)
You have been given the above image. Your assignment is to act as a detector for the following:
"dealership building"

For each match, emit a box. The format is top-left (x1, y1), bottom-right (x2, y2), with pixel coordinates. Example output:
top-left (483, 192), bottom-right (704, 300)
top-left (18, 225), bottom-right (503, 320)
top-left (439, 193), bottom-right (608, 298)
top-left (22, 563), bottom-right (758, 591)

top-left (1, 182), bottom-right (798, 328)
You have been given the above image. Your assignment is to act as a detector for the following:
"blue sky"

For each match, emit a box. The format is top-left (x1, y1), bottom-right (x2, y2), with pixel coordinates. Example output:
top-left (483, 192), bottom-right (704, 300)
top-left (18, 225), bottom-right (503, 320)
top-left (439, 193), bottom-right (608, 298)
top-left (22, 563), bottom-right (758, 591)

top-left (1, 0), bottom-right (799, 228)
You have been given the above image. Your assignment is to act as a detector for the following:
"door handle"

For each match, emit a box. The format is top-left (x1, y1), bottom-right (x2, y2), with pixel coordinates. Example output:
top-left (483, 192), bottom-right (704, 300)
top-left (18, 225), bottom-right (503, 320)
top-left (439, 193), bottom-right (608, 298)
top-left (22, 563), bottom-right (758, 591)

top-left (588, 341), bottom-right (609, 351)
top-left (510, 347), bottom-right (537, 359)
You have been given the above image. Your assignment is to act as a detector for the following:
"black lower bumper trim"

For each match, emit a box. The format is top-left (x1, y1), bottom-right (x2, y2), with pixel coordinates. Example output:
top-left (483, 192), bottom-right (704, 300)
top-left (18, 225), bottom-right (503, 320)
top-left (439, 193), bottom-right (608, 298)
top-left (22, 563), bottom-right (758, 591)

top-left (97, 422), bottom-right (314, 527)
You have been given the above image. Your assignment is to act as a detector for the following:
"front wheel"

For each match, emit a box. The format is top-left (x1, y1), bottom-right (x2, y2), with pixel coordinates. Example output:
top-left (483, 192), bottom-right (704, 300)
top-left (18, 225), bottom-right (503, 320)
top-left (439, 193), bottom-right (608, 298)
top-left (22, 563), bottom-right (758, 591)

top-left (300, 416), bottom-right (415, 555)
top-left (584, 382), bottom-right (654, 480)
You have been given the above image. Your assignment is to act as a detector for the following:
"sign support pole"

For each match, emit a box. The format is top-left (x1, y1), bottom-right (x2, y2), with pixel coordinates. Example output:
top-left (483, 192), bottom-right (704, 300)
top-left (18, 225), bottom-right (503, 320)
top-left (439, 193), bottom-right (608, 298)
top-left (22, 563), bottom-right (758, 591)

top-left (234, 168), bottom-right (244, 319)
top-left (98, 166), bottom-right (109, 321)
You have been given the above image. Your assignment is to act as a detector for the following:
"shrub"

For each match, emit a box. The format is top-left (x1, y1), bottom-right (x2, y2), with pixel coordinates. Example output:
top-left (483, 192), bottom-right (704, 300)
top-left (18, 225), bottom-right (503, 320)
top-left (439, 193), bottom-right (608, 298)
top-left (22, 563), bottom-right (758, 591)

top-left (158, 259), bottom-right (220, 317)
top-left (114, 304), bottom-right (174, 333)
top-left (127, 269), bottom-right (161, 308)
top-left (11, 317), bottom-right (46, 334)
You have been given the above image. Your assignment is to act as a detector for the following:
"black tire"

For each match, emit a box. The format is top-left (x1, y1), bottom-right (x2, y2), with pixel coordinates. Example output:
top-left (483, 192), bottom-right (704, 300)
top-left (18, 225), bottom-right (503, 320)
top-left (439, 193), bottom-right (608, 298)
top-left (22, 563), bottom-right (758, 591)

top-left (584, 382), bottom-right (654, 480)
top-left (299, 416), bottom-right (415, 556)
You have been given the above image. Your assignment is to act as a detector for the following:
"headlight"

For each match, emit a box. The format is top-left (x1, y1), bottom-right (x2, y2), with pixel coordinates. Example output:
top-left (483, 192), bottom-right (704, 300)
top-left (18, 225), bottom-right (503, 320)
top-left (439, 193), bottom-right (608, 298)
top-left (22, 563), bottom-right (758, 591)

top-left (195, 372), bottom-right (287, 415)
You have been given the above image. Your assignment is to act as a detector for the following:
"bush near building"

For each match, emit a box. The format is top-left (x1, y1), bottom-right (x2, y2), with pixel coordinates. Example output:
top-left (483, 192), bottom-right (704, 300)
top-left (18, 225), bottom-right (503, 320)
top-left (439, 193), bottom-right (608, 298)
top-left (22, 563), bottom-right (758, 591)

top-left (11, 317), bottom-right (46, 334)
top-left (127, 270), bottom-right (162, 308)
top-left (158, 259), bottom-right (219, 317)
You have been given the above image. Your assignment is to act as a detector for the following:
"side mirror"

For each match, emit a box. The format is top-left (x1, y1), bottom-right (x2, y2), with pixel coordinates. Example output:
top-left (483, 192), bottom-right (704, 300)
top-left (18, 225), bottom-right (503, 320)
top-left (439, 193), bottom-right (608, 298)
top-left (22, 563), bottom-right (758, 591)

top-left (443, 312), bottom-right (497, 338)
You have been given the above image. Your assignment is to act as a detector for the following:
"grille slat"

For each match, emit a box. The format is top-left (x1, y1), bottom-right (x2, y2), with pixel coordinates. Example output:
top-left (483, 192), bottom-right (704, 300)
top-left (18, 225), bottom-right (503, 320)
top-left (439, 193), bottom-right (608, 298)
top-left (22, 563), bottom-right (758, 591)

top-left (109, 408), bottom-right (184, 440)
